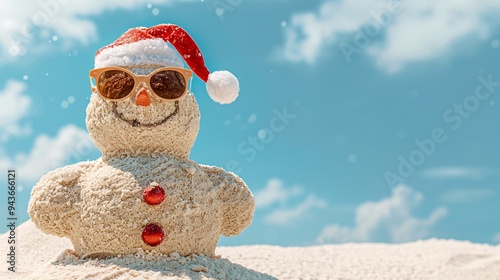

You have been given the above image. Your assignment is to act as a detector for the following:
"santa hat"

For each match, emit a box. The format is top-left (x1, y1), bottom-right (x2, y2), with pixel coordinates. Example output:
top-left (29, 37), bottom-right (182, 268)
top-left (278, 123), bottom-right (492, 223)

top-left (94, 24), bottom-right (239, 104)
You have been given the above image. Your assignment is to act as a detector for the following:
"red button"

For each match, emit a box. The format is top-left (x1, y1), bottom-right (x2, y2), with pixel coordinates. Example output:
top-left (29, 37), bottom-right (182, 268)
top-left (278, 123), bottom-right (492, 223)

top-left (143, 184), bottom-right (165, 205)
top-left (142, 224), bottom-right (164, 246)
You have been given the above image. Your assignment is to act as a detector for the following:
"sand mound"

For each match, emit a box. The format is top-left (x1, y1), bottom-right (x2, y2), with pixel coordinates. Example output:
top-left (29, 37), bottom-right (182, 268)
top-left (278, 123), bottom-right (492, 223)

top-left (2, 220), bottom-right (500, 280)
top-left (26, 249), bottom-right (274, 280)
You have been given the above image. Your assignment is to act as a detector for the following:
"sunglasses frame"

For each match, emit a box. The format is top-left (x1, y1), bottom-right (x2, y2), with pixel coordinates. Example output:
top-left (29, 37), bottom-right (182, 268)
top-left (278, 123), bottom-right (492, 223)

top-left (89, 66), bottom-right (193, 102)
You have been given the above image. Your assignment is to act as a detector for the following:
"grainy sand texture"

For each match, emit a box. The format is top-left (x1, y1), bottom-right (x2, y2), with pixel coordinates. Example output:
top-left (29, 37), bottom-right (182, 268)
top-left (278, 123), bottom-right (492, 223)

top-left (2, 221), bottom-right (500, 279)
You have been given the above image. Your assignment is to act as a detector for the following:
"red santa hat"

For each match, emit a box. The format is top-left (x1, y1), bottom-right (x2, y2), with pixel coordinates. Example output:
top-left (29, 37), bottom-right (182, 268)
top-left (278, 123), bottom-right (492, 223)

top-left (94, 24), bottom-right (239, 104)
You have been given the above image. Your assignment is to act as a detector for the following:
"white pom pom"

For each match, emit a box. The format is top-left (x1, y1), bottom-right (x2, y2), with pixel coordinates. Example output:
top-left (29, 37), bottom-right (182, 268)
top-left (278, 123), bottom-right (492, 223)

top-left (206, 71), bottom-right (239, 104)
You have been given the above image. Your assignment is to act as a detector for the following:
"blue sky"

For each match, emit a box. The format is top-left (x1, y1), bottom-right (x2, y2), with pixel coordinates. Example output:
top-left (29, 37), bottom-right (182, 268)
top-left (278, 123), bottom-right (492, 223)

top-left (1, 0), bottom-right (500, 246)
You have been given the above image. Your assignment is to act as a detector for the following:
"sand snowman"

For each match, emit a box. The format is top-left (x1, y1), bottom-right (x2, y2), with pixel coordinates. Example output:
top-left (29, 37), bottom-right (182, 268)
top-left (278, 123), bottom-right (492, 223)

top-left (28, 24), bottom-right (255, 258)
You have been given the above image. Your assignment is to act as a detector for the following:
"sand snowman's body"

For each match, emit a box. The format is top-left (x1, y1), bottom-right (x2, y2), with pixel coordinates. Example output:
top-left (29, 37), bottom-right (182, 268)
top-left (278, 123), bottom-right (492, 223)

top-left (31, 155), bottom-right (252, 257)
top-left (28, 62), bottom-right (255, 258)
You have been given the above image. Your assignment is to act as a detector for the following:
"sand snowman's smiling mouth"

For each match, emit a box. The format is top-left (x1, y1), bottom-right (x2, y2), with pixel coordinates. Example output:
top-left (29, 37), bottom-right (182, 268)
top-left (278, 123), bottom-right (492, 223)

top-left (112, 101), bottom-right (179, 128)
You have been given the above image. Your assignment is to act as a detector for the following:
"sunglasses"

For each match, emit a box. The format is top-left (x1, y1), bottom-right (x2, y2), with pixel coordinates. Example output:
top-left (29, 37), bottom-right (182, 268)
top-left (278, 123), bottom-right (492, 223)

top-left (89, 67), bottom-right (193, 101)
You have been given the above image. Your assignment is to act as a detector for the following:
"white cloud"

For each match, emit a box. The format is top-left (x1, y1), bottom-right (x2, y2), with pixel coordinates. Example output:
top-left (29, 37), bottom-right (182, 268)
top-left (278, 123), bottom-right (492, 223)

top-left (0, 80), bottom-right (32, 141)
top-left (0, 0), bottom-right (186, 60)
top-left (278, 0), bottom-right (500, 71)
top-left (0, 124), bottom-right (98, 184)
top-left (493, 233), bottom-right (500, 244)
top-left (317, 185), bottom-right (447, 243)
top-left (264, 195), bottom-right (326, 226)
top-left (256, 178), bottom-right (326, 226)
top-left (0, 81), bottom-right (98, 186)
top-left (421, 167), bottom-right (492, 180)
top-left (440, 188), bottom-right (494, 204)
top-left (254, 178), bottom-right (303, 208)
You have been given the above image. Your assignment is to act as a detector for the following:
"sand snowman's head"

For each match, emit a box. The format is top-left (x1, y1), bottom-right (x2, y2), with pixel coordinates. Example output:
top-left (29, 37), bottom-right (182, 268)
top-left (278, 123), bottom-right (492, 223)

top-left (86, 24), bottom-right (239, 160)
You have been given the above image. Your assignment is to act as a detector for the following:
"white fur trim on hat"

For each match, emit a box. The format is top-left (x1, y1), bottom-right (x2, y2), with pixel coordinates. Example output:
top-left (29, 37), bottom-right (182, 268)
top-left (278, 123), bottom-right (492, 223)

top-left (94, 39), bottom-right (184, 68)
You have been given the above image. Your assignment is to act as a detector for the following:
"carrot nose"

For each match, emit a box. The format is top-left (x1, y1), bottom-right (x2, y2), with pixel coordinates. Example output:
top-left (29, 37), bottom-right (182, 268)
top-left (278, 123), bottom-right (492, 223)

top-left (136, 90), bottom-right (150, 107)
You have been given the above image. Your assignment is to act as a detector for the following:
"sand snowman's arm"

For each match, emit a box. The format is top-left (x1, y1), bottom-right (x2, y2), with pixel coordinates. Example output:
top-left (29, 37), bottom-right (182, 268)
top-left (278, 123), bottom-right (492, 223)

top-left (28, 162), bottom-right (90, 237)
top-left (200, 165), bottom-right (255, 236)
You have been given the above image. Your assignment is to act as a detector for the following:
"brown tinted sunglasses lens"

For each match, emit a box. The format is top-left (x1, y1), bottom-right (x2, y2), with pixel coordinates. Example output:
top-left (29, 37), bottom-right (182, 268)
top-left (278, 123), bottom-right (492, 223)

top-left (150, 70), bottom-right (187, 99)
top-left (98, 70), bottom-right (135, 100)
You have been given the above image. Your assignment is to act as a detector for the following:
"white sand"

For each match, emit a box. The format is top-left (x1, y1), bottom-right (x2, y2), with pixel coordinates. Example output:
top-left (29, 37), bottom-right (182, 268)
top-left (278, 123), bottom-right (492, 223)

top-left (1, 221), bottom-right (500, 279)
